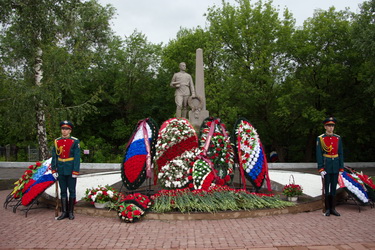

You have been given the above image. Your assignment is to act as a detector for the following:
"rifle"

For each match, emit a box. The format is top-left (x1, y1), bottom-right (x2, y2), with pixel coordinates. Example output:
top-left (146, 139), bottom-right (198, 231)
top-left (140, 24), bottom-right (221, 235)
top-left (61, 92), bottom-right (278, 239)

top-left (55, 181), bottom-right (59, 218)
top-left (321, 175), bottom-right (325, 213)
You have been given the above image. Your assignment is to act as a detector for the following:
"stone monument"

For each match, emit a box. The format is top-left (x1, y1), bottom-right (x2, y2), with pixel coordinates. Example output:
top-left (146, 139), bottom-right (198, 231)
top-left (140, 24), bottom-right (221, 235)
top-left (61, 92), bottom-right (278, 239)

top-left (170, 62), bottom-right (196, 118)
top-left (188, 48), bottom-right (209, 130)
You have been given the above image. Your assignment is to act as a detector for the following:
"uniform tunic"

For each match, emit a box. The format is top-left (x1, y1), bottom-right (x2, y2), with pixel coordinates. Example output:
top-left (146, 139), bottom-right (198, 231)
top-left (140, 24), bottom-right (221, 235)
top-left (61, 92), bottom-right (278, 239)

top-left (316, 133), bottom-right (344, 196)
top-left (51, 136), bottom-right (80, 198)
top-left (170, 72), bottom-right (195, 97)
top-left (316, 133), bottom-right (344, 174)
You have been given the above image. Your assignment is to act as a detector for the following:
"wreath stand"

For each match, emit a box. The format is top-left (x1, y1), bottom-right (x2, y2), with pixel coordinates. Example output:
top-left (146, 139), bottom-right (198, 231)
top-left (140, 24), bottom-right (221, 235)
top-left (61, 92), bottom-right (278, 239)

top-left (341, 190), bottom-right (363, 212)
top-left (3, 191), bottom-right (50, 217)
top-left (3, 192), bottom-right (17, 210)
top-left (340, 188), bottom-right (373, 213)
top-left (119, 177), bottom-right (155, 197)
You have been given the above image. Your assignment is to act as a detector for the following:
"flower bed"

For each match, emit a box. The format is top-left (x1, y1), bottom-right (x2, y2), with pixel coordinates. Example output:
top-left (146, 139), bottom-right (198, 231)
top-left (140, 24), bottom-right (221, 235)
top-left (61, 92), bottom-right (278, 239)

top-left (151, 186), bottom-right (294, 213)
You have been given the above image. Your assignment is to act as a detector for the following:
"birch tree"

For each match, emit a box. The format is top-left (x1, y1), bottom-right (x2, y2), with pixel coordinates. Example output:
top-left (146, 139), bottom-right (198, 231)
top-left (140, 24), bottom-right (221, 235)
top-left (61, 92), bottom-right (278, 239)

top-left (0, 0), bottom-right (115, 159)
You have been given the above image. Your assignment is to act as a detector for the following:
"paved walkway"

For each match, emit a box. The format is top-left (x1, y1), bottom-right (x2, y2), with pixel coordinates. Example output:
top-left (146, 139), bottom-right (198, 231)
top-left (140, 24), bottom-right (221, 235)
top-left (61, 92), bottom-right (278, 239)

top-left (1, 188), bottom-right (375, 249)
top-left (1, 167), bottom-right (375, 249)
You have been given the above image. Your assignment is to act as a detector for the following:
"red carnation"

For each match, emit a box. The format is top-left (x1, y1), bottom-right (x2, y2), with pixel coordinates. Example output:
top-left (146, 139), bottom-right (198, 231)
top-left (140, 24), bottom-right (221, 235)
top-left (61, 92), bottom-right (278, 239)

top-left (217, 179), bottom-right (225, 185)
top-left (133, 210), bottom-right (141, 216)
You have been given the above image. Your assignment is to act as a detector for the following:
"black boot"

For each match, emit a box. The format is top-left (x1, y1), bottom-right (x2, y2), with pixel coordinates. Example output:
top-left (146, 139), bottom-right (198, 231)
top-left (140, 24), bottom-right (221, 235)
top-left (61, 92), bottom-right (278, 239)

top-left (68, 197), bottom-right (75, 220)
top-left (324, 196), bottom-right (330, 216)
top-left (57, 198), bottom-right (69, 220)
top-left (330, 195), bottom-right (341, 216)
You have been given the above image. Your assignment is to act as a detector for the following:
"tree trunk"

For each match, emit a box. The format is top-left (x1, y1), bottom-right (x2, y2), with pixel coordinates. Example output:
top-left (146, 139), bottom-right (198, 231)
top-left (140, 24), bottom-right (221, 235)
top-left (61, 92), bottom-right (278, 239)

top-left (36, 101), bottom-right (49, 160)
top-left (34, 47), bottom-right (49, 160)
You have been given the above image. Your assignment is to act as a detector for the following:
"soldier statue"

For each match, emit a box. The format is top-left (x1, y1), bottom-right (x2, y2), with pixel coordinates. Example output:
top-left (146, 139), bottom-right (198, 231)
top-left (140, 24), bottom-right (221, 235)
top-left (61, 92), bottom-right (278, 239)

top-left (170, 62), bottom-right (196, 118)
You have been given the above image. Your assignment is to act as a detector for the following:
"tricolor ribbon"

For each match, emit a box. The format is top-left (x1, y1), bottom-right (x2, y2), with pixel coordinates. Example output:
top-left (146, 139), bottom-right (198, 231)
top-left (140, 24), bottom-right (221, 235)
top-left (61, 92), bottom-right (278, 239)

top-left (141, 119), bottom-right (153, 179)
top-left (260, 142), bottom-right (272, 191)
top-left (200, 119), bottom-right (220, 180)
top-left (237, 137), bottom-right (247, 189)
top-left (338, 172), bottom-right (345, 188)
top-left (125, 118), bottom-right (153, 179)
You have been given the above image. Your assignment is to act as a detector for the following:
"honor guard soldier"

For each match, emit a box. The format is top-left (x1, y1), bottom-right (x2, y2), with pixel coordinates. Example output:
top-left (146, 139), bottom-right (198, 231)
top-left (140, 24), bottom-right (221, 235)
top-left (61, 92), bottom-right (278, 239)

top-left (316, 117), bottom-right (344, 216)
top-left (51, 120), bottom-right (80, 220)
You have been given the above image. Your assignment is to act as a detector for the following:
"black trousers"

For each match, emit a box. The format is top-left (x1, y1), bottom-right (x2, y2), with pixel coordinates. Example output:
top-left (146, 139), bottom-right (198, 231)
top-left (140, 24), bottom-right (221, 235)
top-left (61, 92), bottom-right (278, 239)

top-left (58, 175), bottom-right (77, 198)
top-left (324, 173), bottom-right (339, 197)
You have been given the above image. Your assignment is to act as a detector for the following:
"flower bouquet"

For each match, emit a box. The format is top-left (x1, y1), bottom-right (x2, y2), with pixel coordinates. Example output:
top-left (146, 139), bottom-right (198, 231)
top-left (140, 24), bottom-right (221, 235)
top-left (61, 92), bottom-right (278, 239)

top-left (117, 203), bottom-right (144, 223)
top-left (122, 193), bottom-right (152, 210)
top-left (282, 183), bottom-right (303, 197)
top-left (117, 193), bottom-right (152, 223)
top-left (83, 185), bottom-right (121, 208)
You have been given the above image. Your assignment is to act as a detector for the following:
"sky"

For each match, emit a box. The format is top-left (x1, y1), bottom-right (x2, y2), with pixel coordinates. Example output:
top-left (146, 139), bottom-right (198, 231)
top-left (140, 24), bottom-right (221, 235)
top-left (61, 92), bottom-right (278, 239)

top-left (97, 0), bottom-right (364, 44)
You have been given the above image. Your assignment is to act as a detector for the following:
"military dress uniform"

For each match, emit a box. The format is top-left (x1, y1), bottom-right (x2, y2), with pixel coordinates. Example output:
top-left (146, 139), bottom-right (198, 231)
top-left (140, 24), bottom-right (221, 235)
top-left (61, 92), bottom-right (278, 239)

top-left (51, 120), bottom-right (80, 220)
top-left (316, 117), bottom-right (344, 216)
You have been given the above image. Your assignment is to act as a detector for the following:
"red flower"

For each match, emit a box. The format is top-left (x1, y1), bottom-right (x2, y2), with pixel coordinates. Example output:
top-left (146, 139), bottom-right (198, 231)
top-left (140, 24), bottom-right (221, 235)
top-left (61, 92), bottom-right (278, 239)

top-left (133, 210), bottom-right (142, 216)
top-left (216, 179), bottom-right (225, 185)
top-left (127, 212), bottom-right (133, 219)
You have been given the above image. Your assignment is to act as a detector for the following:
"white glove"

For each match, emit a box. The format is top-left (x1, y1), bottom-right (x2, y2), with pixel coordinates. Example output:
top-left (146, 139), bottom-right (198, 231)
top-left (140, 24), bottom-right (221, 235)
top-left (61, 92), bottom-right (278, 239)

top-left (53, 172), bottom-right (58, 179)
top-left (72, 174), bottom-right (78, 178)
top-left (320, 171), bottom-right (327, 178)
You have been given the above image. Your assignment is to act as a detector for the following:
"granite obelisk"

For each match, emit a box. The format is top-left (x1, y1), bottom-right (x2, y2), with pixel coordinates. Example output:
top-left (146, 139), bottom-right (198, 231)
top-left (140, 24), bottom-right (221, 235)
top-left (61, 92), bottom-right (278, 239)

top-left (189, 48), bottom-right (209, 130)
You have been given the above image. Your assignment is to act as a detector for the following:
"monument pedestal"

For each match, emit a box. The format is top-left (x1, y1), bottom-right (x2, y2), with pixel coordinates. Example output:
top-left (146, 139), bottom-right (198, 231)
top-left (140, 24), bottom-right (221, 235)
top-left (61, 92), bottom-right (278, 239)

top-left (189, 110), bottom-right (209, 132)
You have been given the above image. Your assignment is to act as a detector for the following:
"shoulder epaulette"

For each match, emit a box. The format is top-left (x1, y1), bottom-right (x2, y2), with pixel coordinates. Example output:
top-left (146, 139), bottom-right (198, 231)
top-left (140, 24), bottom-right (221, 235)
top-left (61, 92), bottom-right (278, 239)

top-left (319, 134), bottom-right (325, 137)
top-left (71, 136), bottom-right (79, 140)
top-left (333, 134), bottom-right (340, 137)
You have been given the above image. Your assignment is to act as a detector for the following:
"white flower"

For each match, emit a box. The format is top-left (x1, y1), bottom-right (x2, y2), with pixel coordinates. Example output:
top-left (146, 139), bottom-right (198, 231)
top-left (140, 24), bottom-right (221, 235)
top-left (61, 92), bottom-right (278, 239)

top-left (107, 190), bottom-right (114, 198)
top-left (91, 195), bottom-right (97, 202)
